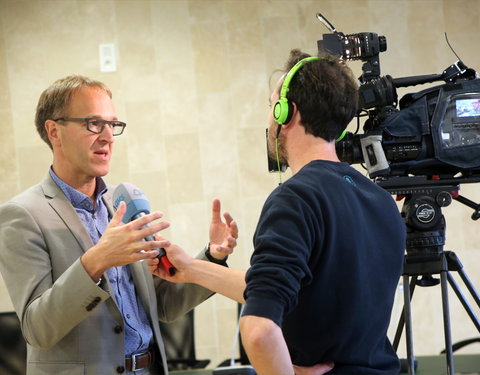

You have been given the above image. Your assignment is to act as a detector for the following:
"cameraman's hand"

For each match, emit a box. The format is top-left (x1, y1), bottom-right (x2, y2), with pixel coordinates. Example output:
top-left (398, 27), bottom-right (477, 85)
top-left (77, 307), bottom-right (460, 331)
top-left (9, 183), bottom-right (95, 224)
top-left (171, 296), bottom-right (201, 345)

top-left (148, 238), bottom-right (194, 283)
top-left (81, 201), bottom-right (171, 282)
top-left (208, 199), bottom-right (238, 260)
top-left (293, 363), bottom-right (334, 375)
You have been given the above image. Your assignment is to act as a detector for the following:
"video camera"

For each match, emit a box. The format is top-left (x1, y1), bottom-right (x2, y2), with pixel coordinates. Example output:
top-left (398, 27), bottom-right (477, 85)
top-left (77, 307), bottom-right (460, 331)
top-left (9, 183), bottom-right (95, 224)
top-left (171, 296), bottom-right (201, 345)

top-left (316, 13), bottom-right (480, 180)
top-left (316, 17), bottom-right (480, 373)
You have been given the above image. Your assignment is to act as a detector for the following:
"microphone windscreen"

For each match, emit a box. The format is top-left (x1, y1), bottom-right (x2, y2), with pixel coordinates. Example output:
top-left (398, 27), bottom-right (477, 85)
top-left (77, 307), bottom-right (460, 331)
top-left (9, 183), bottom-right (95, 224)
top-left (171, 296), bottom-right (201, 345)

top-left (113, 183), bottom-right (151, 223)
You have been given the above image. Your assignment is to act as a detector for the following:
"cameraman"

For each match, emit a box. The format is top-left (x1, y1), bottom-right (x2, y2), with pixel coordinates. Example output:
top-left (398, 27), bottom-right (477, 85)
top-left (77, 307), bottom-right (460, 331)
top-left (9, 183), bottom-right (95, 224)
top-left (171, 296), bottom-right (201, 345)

top-left (150, 49), bottom-right (406, 375)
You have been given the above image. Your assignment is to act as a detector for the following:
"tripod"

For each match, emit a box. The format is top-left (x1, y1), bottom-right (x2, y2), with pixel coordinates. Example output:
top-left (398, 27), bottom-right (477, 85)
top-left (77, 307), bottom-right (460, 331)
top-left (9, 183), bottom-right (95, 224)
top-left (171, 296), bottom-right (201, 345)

top-left (376, 176), bottom-right (480, 375)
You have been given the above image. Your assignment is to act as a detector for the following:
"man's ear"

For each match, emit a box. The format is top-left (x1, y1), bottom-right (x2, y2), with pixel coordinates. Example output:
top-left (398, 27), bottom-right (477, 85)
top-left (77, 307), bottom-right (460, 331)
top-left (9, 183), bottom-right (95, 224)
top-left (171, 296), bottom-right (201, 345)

top-left (282, 102), bottom-right (299, 129)
top-left (45, 119), bottom-right (60, 147)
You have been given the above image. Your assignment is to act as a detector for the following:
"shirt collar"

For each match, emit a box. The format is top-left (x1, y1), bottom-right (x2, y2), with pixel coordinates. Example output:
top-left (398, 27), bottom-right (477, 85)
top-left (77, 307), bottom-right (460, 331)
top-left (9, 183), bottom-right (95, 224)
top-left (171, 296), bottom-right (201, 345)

top-left (49, 167), bottom-right (108, 212)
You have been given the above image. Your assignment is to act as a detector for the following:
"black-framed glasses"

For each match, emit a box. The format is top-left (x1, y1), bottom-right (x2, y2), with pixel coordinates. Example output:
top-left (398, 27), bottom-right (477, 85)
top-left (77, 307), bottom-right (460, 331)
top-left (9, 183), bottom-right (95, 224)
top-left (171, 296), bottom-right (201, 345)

top-left (53, 117), bottom-right (126, 136)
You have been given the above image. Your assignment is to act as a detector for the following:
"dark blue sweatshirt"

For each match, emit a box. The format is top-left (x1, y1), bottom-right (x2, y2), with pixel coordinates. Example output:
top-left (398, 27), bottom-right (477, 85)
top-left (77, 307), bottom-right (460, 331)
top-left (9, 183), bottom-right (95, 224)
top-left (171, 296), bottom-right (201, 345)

top-left (243, 160), bottom-right (405, 375)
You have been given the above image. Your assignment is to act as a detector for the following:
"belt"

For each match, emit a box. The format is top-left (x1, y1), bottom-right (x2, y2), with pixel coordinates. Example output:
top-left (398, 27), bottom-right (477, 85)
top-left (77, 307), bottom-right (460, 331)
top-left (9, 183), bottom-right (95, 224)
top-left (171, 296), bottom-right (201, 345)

top-left (125, 348), bottom-right (154, 372)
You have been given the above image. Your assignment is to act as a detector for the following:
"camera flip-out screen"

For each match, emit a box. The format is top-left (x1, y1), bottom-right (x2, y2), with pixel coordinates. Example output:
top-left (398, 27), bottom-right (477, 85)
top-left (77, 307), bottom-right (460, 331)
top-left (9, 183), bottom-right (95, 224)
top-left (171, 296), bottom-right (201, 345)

top-left (455, 98), bottom-right (480, 118)
top-left (440, 93), bottom-right (480, 150)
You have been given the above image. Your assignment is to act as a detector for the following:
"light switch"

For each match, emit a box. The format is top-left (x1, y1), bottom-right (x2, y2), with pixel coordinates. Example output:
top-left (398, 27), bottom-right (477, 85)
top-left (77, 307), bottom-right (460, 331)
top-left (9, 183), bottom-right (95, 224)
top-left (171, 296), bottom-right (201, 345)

top-left (99, 43), bottom-right (117, 72)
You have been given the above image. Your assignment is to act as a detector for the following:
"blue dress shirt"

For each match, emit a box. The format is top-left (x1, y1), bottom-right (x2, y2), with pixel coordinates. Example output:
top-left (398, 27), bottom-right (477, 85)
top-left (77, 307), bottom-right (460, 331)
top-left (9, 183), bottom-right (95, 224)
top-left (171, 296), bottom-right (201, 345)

top-left (49, 168), bottom-right (153, 356)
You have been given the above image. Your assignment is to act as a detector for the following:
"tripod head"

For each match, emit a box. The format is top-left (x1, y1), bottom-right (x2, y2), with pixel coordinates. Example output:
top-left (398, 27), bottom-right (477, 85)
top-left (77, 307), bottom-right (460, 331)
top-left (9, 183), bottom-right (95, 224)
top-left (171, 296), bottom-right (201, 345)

top-left (376, 174), bottom-right (480, 286)
top-left (376, 174), bottom-right (480, 229)
top-left (383, 175), bottom-right (480, 375)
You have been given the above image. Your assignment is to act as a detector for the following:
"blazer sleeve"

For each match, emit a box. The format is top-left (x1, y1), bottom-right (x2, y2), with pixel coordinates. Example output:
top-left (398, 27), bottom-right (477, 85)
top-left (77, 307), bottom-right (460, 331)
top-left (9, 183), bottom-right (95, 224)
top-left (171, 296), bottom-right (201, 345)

top-left (153, 249), bottom-right (221, 323)
top-left (0, 201), bottom-right (111, 349)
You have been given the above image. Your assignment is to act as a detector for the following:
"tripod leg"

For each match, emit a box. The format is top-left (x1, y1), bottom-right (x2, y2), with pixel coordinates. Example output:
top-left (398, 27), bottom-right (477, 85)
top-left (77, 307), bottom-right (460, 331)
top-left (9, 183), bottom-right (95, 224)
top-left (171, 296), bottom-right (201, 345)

top-left (440, 271), bottom-right (454, 375)
top-left (457, 267), bottom-right (480, 308)
top-left (446, 251), bottom-right (480, 308)
top-left (393, 276), bottom-right (417, 350)
top-left (447, 272), bottom-right (480, 333)
top-left (403, 274), bottom-right (416, 375)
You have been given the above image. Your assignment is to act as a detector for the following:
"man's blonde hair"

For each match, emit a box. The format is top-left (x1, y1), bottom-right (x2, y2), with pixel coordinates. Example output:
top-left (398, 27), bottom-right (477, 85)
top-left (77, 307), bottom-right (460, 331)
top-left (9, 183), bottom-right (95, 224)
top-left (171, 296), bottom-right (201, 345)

top-left (35, 75), bottom-right (112, 149)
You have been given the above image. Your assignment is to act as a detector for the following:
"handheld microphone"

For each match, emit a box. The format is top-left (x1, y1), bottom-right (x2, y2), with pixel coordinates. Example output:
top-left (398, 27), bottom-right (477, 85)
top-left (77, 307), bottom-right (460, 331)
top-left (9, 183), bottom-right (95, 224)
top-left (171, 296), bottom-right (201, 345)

top-left (112, 182), bottom-right (175, 276)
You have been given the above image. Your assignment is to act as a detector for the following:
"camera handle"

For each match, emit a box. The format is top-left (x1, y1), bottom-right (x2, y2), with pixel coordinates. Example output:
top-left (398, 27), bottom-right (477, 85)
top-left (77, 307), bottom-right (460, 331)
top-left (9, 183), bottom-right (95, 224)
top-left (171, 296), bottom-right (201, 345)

top-left (391, 190), bottom-right (480, 375)
top-left (452, 193), bottom-right (480, 220)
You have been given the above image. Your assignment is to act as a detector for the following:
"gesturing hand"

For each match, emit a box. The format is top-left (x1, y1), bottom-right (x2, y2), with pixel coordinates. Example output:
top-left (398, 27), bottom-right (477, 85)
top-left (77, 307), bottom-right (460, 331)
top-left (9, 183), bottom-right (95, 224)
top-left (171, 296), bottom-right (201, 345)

top-left (208, 199), bottom-right (238, 260)
top-left (81, 201), bottom-right (171, 281)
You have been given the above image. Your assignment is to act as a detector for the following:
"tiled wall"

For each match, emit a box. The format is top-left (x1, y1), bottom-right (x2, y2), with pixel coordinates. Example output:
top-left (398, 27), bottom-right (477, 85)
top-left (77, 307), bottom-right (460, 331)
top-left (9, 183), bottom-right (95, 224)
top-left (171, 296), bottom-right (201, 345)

top-left (0, 0), bottom-right (479, 366)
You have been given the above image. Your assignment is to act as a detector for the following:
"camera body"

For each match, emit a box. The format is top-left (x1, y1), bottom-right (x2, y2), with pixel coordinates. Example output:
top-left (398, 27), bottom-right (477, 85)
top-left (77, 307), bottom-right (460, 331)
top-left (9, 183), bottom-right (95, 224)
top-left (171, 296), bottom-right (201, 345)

top-left (319, 26), bottom-right (480, 179)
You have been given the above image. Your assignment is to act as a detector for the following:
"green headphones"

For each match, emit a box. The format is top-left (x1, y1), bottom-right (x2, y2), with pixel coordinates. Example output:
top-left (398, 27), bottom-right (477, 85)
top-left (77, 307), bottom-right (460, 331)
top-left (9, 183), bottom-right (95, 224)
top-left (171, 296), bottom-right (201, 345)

top-left (272, 56), bottom-right (347, 142)
top-left (273, 56), bottom-right (320, 125)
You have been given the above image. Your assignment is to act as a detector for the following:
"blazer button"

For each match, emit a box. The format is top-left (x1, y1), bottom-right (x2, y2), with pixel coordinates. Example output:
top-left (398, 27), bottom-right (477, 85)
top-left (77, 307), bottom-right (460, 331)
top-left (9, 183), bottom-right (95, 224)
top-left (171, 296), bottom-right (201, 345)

top-left (116, 365), bottom-right (125, 373)
top-left (94, 297), bottom-right (101, 303)
top-left (114, 325), bottom-right (123, 334)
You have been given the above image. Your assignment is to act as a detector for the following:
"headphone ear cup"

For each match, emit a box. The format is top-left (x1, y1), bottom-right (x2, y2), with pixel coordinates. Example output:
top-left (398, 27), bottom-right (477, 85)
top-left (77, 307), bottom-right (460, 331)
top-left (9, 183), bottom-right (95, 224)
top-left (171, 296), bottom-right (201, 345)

top-left (284, 101), bottom-right (294, 124)
top-left (273, 98), bottom-right (293, 125)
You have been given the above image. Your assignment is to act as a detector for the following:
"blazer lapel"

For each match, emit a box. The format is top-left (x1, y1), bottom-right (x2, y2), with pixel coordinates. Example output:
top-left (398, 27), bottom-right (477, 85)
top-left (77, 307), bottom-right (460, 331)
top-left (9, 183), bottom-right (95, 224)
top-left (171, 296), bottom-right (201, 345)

top-left (130, 261), bottom-right (168, 371)
top-left (41, 174), bottom-right (94, 252)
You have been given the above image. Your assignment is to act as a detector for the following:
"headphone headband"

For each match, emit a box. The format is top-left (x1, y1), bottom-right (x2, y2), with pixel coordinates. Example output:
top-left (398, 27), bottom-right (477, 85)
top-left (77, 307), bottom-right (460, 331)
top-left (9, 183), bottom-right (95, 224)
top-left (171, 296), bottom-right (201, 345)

top-left (273, 56), bottom-right (320, 125)
top-left (273, 56), bottom-right (347, 142)
top-left (279, 57), bottom-right (320, 102)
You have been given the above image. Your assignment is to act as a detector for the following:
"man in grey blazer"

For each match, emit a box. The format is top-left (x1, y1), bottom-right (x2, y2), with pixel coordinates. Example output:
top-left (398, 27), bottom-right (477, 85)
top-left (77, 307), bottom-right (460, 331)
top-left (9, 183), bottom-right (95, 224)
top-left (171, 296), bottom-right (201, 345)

top-left (0, 75), bottom-right (237, 375)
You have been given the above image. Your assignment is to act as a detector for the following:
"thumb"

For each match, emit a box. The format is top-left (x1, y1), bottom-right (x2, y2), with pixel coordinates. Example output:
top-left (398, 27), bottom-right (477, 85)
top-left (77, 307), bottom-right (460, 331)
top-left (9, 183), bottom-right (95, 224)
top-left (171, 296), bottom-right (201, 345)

top-left (110, 201), bottom-right (126, 227)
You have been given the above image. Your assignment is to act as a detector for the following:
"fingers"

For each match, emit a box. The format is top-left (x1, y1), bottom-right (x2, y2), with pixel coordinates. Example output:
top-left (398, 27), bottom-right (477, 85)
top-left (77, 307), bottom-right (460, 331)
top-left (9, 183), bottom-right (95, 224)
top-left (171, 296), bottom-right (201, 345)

top-left (224, 213), bottom-right (238, 238)
top-left (125, 215), bottom-right (171, 248)
top-left (110, 201), bottom-right (126, 227)
top-left (223, 211), bottom-right (233, 226)
top-left (211, 240), bottom-right (235, 255)
top-left (129, 211), bottom-right (165, 230)
top-left (218, 234), bottom-right (237, 251)
top-left (146, 250), bottom-right (177, 280)
top-left (112, 207), bottom-right (167, 236)
top-left (227, 235), bottom-right (237, 249)
top-left (133, 238), bottom-right (171, 253)
top-left (211, 247), bottom-right (233, 257)
top-left (154, 233), bottom-right (166, 241)
top-left (147, 257), bottom-right (160, 268)
top-left (121, 212), bottom-right (170, 244)
top-left (132, 250), bottom-right (159, 261)
top-left (212, 199), bottom-right (238, 240)
top-left (137, 221), bottom-right (170, 241)
top-left (211, 199), bottom-right (221, 223)
top-left (147, 256), bottom-right (168, 279)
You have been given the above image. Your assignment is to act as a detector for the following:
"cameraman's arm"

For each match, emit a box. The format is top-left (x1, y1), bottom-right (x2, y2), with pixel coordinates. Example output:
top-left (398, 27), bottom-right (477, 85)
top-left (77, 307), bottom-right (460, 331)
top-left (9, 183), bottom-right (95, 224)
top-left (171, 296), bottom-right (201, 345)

top-left (240, 315), bottom-right (293, 375)
top-left (240, 315), bottom-right (334, 375)
top-left (148, 244), bottom-right (246, 304)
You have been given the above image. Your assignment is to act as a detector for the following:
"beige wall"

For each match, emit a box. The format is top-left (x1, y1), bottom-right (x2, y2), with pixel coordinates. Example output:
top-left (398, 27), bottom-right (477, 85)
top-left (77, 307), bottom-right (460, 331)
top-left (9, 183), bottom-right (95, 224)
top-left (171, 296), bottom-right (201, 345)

top-left (0, 0), bottom-right (479, 366)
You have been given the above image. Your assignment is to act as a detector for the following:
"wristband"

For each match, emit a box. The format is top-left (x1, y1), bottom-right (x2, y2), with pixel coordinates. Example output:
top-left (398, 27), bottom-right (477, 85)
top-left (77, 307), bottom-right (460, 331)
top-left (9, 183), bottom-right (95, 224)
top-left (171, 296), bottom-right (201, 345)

top-left (204, 243), bottom-right (228, 266)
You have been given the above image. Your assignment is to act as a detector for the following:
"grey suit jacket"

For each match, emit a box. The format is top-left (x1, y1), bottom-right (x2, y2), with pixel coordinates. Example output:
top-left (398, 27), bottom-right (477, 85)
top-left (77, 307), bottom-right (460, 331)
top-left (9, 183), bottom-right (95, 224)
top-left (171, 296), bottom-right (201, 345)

top-left (0, 174), bottom-right (214, 375)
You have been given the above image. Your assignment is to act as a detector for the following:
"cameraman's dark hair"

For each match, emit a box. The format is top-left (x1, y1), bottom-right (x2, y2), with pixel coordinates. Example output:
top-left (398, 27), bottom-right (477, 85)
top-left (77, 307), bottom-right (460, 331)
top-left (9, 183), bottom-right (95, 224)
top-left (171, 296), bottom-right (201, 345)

top-left (282, 49), bottom-right (358, 141)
